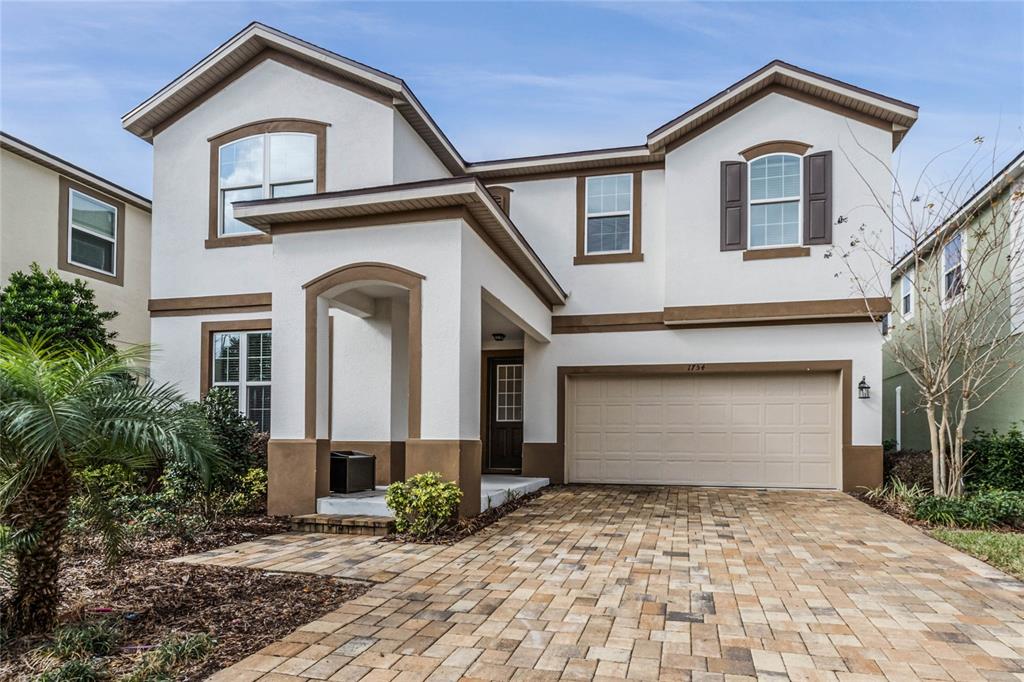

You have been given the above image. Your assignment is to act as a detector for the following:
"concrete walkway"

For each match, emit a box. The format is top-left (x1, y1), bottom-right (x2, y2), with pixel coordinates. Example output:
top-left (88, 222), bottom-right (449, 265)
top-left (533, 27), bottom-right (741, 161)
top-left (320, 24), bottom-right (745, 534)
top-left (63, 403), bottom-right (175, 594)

top-left (179, 486), bottom-right (1024, 681)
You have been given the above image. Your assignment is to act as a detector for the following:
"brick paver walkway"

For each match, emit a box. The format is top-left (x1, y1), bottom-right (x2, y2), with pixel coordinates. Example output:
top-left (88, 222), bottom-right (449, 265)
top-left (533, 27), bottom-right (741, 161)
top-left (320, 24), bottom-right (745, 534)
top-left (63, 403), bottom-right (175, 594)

top-left (179, 487), bottom-right (1024, 681)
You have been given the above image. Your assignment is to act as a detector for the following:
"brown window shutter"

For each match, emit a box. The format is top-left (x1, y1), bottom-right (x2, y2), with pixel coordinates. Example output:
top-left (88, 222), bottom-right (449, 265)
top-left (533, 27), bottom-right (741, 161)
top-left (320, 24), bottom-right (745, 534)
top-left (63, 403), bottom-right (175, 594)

top-left (804, 151), bottom-right (832, 245)
top-left (720, 161), bottom-right (746, 251)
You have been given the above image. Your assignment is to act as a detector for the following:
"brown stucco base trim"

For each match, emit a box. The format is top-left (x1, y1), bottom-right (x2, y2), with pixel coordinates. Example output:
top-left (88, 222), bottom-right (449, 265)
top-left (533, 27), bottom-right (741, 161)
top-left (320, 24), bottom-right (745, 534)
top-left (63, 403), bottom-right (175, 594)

top-left (267, 438), bottom-right (330, 516)
top-left (842, 445), bottom-right (884, 492)
top-left (405, 439), bottom-right (482, 518)
top-left (522, 442), bottom-right (565, 484)
top-left (330, 440), bottom-right (406, 486)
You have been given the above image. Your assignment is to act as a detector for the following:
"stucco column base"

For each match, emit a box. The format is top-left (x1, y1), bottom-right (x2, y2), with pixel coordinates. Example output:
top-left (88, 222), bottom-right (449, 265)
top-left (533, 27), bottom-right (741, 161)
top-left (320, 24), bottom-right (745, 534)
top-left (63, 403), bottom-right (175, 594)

top-left (330, 440), bottom-right (406, 485)
top-left (267, 439), bottom-right (331, 516)
top-left (522, 442), bottom-right (565, 484)
top-left (842, 445), bottom-right (883, 492)
top-left (405, 439), bottom-right (482, 518)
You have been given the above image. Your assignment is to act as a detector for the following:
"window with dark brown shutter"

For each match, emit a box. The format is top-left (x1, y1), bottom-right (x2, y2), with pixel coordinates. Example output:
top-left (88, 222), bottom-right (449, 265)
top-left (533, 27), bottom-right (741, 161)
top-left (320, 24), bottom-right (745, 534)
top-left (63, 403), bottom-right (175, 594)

top-left (803, 151), bottom-right (832, 245)
top-left (720, 161), bottom-right (746, 251)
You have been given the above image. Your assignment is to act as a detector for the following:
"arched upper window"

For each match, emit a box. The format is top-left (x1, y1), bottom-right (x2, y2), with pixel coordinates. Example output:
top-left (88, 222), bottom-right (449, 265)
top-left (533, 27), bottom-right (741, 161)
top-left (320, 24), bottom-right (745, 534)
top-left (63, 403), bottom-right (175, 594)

top-left (748, 153), bottom-right (801, 248)
top-left (219, 132), bottom-right (316, 236)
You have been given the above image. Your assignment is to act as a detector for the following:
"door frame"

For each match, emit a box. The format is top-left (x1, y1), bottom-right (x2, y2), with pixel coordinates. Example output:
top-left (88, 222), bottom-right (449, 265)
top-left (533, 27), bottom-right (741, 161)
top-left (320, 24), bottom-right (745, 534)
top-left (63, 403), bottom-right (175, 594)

top-left (480, 349), bottom-right (524, 473)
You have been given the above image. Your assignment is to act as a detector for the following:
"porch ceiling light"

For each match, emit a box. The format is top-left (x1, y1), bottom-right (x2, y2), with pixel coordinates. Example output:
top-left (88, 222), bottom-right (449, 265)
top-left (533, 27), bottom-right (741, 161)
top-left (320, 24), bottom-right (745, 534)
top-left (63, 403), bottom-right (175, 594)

top-left (492, 333), bottom-right (506, 342)
top-left (858, 376), bottom-right (871, 399)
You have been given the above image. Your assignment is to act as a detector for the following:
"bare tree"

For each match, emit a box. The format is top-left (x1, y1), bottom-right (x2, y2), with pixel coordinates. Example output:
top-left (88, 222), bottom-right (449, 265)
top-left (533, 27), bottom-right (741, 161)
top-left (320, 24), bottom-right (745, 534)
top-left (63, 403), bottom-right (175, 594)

top-left (830, 139), bottom-right (1024, 497)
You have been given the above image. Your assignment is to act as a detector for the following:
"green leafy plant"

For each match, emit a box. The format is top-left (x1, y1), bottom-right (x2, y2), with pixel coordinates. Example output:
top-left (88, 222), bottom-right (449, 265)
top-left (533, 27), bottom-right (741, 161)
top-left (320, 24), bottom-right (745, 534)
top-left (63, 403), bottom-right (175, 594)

top-left (913, 490), bottom-right (1024, 528)
top-left (385, 472), bottom-right (463, 538)
top-left (864, 478), bottom-right (928, 517)
top-left (50, 620), bottom-right (121, 659)
top-left (126, 632), bottom-right (214, 681)
top-left (0, 263), bottom-right (117, 349)
top-left (37, 659), bottom-right (104, 682)
top-left (965, 425), bottom-right (1024, 492)
top-left (0, 337), bottom-right (218, 636)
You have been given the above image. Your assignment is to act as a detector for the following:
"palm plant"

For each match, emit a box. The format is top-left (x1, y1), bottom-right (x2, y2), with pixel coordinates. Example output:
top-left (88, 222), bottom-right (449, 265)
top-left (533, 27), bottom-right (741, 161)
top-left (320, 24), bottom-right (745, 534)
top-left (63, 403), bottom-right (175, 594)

top-left (0, 336), bottom-right (218, 636)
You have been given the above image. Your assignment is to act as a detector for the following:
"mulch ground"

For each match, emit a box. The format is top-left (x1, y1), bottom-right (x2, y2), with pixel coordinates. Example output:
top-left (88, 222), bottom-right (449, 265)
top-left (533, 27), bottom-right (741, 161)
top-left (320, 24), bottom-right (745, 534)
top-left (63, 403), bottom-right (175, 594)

top-left (1, 516), bottom-right (369, 681)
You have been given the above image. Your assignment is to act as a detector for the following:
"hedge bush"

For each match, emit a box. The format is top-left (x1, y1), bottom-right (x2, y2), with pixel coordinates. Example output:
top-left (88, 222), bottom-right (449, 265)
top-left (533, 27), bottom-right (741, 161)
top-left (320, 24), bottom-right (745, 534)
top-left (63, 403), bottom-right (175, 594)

top-left (913, 489), bottom-right (1024, 529)
top-left (385, 472), bottom-right (463, 538)
top-left (965, 425), bottom-right (1024, 492)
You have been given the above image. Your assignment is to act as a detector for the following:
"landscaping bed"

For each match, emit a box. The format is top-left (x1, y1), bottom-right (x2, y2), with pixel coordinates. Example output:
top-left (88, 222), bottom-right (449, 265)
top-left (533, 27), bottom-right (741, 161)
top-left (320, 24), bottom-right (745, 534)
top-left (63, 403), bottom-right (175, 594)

top-left (1, 517), bottom-right (369, 681)
top-left (384, 487), bottom-right (544, 544)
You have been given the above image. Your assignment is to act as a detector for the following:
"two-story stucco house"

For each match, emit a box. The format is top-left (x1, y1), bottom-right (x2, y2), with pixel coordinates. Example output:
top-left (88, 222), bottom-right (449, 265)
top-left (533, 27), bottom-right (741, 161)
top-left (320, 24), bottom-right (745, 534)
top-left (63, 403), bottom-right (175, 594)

top-left (127, 23), bottom-right (918, 516)
top-left (1, 133), bottom-right (152, 346)
top-left (883, 151), bottom-right (1024, 451)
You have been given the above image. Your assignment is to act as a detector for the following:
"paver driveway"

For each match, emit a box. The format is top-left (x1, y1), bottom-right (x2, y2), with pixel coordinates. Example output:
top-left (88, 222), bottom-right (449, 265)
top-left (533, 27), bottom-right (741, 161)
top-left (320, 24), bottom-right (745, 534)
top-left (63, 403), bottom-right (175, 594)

top-left (178, 487), bottom-right (1024, 681)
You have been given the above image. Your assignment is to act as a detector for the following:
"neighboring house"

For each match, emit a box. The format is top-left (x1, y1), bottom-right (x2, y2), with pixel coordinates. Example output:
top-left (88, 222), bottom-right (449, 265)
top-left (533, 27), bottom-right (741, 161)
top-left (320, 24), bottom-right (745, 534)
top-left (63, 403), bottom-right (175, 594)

top-left (126, 23), bottom-right (917, 516)
top-left (883, 152), bottom-right (1024, 451)
top-left (0, 132), bottom-right (152, 346)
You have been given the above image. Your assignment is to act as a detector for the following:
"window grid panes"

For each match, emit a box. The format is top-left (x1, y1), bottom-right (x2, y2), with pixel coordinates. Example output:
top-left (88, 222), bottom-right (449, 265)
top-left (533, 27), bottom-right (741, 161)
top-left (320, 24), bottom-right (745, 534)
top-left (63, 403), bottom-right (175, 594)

top-left (211, 330), bottom-right (272, 431)
top-left (748, 154), bottom-right (801, 248)
top-left (219, 132), bottom-right (316, 236)
top-left (68, 190), bottom-right (117, 275)
top-left (901, 271), bottom-right (914, 316)
top-left (585, 174), bottom-right (632, 254)
top-left (495, 364), bottom-right (523, 423)
top-left (943, 233), bottom-right (964, 300)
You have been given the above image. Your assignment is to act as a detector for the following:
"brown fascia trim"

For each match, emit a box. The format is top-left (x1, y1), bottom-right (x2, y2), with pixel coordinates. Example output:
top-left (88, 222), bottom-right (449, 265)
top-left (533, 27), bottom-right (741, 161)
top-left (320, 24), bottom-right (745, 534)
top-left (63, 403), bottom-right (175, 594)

top-left (739, 140), bottom-right (812, 161)
top-left (57, 177), bottom-right (126, 287)
top-left (648, 60), bottom-right (917, 143)
top-left (663, 297), bottom-right (891, 326)
top-left (742, 246), bottom-right (811, 261)
top-left (2, 133), bottom-right (152, 211)
top-left (574, 171), bottom-right (644, 265)
top-left (199, 317), bottom-right (272, 396)
top-left (206, 118), bottom-right (328, 248)
top-left (149, 292), bottom-right (272, 317)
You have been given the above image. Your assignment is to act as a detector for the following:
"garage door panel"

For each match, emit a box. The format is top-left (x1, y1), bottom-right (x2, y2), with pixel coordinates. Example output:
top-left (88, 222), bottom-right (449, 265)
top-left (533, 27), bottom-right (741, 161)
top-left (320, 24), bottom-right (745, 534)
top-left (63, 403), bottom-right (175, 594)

top-left (567, 373), bottom-right (838, 489)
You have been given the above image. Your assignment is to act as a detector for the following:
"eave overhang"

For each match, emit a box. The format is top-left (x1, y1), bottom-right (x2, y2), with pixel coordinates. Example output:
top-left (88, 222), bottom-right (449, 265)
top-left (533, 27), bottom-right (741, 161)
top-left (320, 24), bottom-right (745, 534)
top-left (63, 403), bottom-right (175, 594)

top-left (232, 177), bottom-right (568, 307)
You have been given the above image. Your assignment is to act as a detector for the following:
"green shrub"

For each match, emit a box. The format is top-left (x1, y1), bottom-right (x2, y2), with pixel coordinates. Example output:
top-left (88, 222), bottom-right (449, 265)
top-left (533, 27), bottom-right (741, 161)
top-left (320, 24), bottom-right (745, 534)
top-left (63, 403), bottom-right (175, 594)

top-left (883, 450), bottom-right (932, 489)
top-left (0, 263), bottom-right (116, 349)
top-left (223, 467), bottom-right (268, 515)
top-left (913, 490), bottom-right (1024, 529)
top-left (385, 472), bottom-right (463, 537)
top-left (965, 425), bottom-right (1024, 492)
top-left (863, 479), bottom-right (928, 516)
top-left (200, 388), bottom-right (261, 482)
top-left (50, 620), bottom-right (121, 659)
top-left (37, 659), bottom-right (103, 682)
top-left (126, 632), bottom-right (215, 681)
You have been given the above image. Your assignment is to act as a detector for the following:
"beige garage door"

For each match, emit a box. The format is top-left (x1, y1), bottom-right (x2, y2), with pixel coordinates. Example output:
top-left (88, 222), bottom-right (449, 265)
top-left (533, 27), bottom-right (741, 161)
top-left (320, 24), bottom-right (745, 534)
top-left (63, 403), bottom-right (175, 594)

top-left (567, 372), bottom-right (839, 488)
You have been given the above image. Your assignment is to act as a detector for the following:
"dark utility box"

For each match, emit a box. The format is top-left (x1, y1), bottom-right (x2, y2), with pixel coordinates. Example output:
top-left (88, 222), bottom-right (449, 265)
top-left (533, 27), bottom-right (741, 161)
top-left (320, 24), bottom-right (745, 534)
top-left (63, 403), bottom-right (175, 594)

top-left (329, 451), bottom-right (376, 494)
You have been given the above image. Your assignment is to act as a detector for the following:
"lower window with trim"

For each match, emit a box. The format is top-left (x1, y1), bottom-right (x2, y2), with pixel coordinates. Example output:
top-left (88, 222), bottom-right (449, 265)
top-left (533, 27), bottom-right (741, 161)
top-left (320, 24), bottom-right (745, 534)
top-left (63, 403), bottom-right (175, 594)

top-left (211, 330), bottom-right (272, 431)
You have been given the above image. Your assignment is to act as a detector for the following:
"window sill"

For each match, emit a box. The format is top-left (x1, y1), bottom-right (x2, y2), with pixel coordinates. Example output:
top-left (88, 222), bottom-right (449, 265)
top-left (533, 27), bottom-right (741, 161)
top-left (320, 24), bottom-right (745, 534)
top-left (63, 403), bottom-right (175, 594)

top-left (742, 246), bottom-right (811, 261)
top-left (57, 262), bottom-right (122, 287)
top-left (574, 252), bottom-right (644, 265)
top-left (205, 234), bottom-right (272, 249)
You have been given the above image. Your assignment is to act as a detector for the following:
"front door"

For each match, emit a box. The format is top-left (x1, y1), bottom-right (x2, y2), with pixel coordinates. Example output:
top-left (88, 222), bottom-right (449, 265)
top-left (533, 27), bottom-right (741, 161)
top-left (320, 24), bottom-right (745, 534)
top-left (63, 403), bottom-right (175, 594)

top-left (486, 355), bottom-right (524, 471)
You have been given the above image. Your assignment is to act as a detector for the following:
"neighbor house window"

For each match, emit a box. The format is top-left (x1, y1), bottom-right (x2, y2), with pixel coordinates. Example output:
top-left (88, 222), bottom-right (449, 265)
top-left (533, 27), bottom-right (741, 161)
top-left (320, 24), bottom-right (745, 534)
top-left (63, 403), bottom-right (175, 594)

top-left (219, 132), bottom-right (316, 236)
top-left (68, 189), bottom-right (117, 275)
top-left (748, 154), bottom-right (801, 248)
top-left (901, 269), bottom-right (914, 317)
top-left (943, 232), bottom-right (964, 300)
top-left (584, 173), bottom-right (633, 254)
top-left (211, 330), bottom-right (272, 431)
top-left (881, 312), bottom-right (892, 339)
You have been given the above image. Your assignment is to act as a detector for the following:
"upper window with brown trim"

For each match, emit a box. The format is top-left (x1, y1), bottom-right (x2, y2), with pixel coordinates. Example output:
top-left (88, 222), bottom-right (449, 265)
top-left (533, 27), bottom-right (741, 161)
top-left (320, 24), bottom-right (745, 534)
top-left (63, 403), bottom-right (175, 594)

top-left (207, 119), bottom-right (327, 248)
top-left (575, 171), bottom-right (643, 265)
top-left (58, 177), bottom-right (126, 286)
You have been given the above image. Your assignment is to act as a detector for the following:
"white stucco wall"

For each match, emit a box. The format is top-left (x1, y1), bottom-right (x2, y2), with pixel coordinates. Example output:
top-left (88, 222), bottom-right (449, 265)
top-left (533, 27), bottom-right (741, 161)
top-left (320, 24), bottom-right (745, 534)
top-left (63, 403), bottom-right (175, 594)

top-left (150, 58), bottom-right (397, 299)
top-left (330, 306), bottom-right (393, 440)
top-left (0, 149), bottom-right (152, 346)
top-left (392, 112), bottom-right (451, 183)
top-left (503, 170), bottom-right (666, 314)
top-left (524, 321), bottom-right (882, 449)
top-left (664, 92), bottom-right (892, 307)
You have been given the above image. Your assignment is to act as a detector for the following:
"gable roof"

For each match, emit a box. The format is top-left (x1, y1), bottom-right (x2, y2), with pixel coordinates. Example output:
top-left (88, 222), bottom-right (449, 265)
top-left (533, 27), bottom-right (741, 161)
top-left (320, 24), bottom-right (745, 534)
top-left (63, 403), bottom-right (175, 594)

top-left (121, 22), bottom-right (464, 174)
top-left (1, 132), bottom-right (152, 211)
top-left (891, 149), bottom-right (1024, 279)
top-left (124, 24), bottom-right (918, 180)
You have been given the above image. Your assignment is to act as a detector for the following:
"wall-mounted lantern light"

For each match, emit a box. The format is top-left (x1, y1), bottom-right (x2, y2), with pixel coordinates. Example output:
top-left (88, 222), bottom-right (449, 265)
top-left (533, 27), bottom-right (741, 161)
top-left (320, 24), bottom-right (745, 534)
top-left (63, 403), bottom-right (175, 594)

top-left (858, 376), bottom-right (871, 399)
top-left (492, 333), bottom-right (506, 342)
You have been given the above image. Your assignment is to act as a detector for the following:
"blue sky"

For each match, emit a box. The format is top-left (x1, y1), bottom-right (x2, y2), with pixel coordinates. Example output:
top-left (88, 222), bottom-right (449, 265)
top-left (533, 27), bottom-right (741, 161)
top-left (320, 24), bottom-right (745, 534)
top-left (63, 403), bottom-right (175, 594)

top-left (2, 1), bottom-right (1021, 198)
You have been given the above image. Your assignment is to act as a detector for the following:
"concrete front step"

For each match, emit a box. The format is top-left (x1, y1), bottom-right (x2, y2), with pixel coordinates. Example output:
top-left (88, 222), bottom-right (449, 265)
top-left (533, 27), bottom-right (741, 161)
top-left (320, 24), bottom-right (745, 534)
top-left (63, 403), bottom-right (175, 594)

top-left (290, 513), bottom-right (394, 536)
